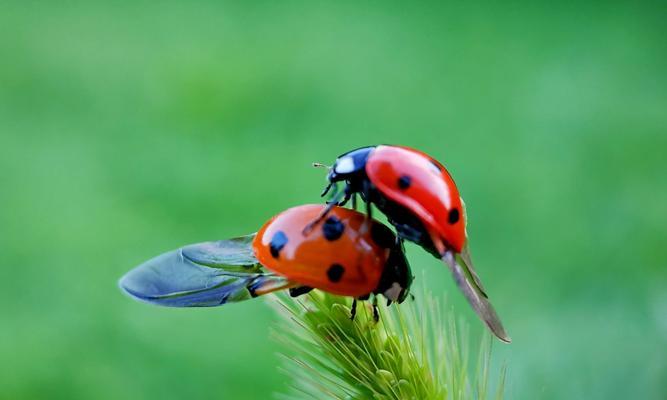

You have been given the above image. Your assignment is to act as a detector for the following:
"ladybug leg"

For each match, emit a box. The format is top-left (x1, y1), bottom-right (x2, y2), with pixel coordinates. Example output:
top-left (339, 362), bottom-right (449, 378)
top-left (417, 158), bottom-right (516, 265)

top-left (350, 299), bottom-right (358, 320)
top-left (358, 195), bottom-right (373, 236)
top-left (302, 201), bottom-right (337, 234)
top-left (320, 181), bottom-right (334, 197)
top-left (337, 184), bottom-right (353, 206)
top-left (349, 180), bottom-right (373, 236)
top-left (361, 179), bottom-right (373, 219)
top-left (392, 222), bottom-right (422, 243)
top-left (372, 296), bottom-right (379, 322)
top-left (303, 185), bottom-right (348, 235)
top-left (288, 286), bottom-right (313, 298)
top-left (326, 182), bottom-right (340, 202)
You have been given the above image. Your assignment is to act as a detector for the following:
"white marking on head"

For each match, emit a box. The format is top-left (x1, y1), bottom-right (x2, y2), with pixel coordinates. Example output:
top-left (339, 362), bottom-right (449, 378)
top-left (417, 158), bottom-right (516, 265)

top-left (334, 156), bottom-right (355, 174)
top-left (384, 282), bottom-right (403, 301)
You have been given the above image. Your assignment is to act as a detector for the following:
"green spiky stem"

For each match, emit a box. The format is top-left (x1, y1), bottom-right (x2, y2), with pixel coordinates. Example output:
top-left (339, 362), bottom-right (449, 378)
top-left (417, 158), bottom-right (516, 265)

top-left (270, 290), bottom-right (506, 400)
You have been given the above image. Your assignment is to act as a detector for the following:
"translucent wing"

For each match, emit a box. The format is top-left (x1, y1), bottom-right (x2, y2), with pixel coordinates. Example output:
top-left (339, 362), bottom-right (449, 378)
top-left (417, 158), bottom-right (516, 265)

top-left (119, 234), bottom-right (295, 307)
top-left (180, 234), bottom-right (259, 271)
top-left (443, 251), bottom-right (511, 343)
top-left (457, 244), bottom-right (488, 298)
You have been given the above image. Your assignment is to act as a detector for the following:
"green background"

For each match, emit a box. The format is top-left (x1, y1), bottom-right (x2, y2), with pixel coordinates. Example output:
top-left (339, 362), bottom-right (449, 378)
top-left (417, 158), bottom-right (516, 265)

top-left (1, 1), bottom-right (666, 399)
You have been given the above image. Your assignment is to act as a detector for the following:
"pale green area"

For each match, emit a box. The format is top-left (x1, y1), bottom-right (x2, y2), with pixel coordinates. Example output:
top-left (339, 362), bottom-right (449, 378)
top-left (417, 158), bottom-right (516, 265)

top-left (1, 1), bottom-right (666, 399)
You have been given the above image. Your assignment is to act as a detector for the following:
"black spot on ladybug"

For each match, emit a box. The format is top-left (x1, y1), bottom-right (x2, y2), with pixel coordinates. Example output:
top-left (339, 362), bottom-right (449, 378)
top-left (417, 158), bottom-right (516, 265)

top-left (448, 208), bottom-right (460, 224)
top-left (398, 175), bottom-right (411, 190)
top-left (322, 216), bottom-right (345, 241)
top-left (327, 263), bottom-right (345, 283)
top-left (371, 223), bottom-right (395, 249)
top-left (269, 231), bottom-right (288, 258)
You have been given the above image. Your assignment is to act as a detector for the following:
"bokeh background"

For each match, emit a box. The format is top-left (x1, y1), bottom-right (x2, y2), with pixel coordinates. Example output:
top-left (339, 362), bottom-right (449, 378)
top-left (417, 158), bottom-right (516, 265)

top-left (1, 1), bottom-right (666, 399)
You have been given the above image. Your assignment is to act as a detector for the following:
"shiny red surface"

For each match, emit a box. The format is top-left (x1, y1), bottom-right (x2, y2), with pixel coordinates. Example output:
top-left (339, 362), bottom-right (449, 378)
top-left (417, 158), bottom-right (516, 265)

top-left (366, 145), bottom-right (466, 253)
top-left (253, 204), bottom-right (390, 297)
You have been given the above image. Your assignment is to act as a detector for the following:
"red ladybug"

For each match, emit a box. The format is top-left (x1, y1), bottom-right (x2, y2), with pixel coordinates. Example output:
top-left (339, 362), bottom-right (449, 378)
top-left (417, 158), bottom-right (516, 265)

top-left (119, 204), bottom-right (412, 318)
top-left (313, 145), bottom-right (510, 342)
top-left (255, 204), bottom-right (412, 305)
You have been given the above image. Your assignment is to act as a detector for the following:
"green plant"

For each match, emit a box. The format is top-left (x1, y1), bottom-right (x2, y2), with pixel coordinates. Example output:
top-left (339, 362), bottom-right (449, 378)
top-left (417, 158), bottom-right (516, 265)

top-left (270, 289), bottom-right (506, 400)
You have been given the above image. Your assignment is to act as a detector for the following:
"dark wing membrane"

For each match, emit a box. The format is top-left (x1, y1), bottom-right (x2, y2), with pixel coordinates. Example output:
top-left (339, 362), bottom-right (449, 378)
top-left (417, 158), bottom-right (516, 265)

top-left (443, 251), bottom-right (511, 343)
top-left (119, 235), bottom-right (292, 307)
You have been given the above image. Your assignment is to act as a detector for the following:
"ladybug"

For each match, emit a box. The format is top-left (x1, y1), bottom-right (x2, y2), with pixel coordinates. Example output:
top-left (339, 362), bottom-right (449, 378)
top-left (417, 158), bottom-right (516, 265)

top-left (312, 145), bottom-right (510, 342)
top-left (119, 204), bottom-right (413, 319)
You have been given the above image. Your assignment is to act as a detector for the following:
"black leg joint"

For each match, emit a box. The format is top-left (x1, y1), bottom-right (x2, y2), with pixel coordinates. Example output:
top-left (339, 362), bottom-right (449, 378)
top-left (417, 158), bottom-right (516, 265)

top-left (289, 286), bottom-right (313, 298)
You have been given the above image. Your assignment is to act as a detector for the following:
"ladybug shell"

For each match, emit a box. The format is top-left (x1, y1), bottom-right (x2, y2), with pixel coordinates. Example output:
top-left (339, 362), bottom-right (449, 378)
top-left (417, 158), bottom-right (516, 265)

top-left (253, 204), bottom-right (393, 297)
top-left (366, 145), bottom-right (466, 253)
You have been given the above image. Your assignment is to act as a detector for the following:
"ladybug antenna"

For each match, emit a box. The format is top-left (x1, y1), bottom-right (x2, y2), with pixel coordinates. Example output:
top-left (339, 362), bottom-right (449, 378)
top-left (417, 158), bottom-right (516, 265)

top-left (312, 162), bottom-right (331, 170)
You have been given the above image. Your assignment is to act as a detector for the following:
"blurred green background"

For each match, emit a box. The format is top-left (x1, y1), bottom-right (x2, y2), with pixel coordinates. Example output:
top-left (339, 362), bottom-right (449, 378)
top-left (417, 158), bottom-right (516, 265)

top-left (1, 1), bottom-right (666, 399)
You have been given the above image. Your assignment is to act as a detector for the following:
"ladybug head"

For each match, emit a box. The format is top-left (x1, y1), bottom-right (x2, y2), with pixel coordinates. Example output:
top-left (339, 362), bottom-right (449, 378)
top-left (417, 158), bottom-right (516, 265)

top-left (327, 146), bottom-right (375, 183)
top-left (377, 240), bottom-right (414, 304)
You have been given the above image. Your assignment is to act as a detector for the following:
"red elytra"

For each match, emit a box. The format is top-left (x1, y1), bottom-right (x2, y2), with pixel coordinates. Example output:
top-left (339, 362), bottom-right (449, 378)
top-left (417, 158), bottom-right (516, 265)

top-left (366, 145), bottom-right (466, 254)
top-left (253, 204), bottom-right (412, 299)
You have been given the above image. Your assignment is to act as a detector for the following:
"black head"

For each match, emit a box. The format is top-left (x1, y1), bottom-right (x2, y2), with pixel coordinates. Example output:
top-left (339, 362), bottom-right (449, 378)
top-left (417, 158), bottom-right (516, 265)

top-left (327, 146), bottom-right (375, 183)
top-left (375, 232), bottom-right (414, 303)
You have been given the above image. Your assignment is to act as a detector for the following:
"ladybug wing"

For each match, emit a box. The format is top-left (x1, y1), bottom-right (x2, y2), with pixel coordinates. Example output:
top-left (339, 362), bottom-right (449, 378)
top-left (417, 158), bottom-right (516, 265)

top-left (180, 234), bottom-right (259, 270)
top-left (458, 242), bottom-right (487, 296)
top-left (444, 250), bottom-right (511, 343)
top-left (119, 234), bottom-right (294, 307)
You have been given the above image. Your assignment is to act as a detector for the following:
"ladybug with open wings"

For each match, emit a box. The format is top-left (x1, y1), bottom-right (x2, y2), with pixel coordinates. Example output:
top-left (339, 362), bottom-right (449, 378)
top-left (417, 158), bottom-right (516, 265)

top-left (311, 145), bottom-right (510, 342)
top-left (119, 204), bottom-right (412, 319)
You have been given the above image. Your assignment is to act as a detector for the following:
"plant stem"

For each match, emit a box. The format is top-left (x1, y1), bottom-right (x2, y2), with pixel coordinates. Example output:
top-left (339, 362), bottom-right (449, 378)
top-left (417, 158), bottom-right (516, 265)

top-left (270, 289), bottom-right (506, 400)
